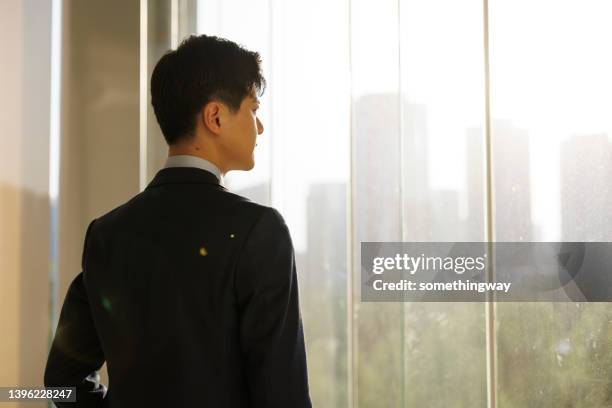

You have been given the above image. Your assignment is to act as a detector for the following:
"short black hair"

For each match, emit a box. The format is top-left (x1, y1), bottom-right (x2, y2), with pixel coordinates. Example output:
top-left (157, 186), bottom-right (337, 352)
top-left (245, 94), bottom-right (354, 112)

top-left (150, 34), bottom-right (266, 145)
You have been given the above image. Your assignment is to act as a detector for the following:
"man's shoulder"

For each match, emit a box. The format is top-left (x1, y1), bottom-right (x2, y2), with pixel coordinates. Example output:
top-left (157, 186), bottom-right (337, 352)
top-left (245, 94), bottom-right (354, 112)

top-left (215, 190), bottom-right (287, 229)
top-left (91, 186), bottom-right (283, 231)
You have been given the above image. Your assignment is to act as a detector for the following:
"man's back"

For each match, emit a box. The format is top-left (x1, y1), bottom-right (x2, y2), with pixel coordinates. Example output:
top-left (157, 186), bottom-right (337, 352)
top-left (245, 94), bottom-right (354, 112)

top-left (45, 167), bottom-right (311, 407)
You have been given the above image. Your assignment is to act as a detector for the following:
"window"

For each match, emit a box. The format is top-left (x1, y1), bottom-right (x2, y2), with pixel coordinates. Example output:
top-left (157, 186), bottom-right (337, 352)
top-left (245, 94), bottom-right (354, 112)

top-left (144, 1), bottom-right (612, 406)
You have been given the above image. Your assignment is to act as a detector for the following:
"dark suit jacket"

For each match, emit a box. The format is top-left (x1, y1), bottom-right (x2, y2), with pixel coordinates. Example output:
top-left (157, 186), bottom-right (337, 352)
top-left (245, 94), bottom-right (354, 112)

top-left (44, 167), bottom-right (312, 407)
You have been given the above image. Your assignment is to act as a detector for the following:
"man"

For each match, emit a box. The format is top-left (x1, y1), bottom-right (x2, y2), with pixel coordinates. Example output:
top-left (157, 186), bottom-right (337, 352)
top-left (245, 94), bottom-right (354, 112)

top-left (44, 34), bottom-right (312, 407)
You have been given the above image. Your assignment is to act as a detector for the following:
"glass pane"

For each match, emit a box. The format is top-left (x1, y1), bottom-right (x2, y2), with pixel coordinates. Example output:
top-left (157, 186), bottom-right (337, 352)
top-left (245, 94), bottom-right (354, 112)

top-left (352, 0), bottom-right (488, 404)
top-left (351, 0), bottom-right (404, 405)
top-left (398, 0), bottom-right (487, 405)
top-left (489, 0), bottom-right (612, 406)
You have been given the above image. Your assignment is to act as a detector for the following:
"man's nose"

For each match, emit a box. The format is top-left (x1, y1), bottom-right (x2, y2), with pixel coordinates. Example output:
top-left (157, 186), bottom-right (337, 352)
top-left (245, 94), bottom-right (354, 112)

top-left (257, 117), bottom-right (264, 135)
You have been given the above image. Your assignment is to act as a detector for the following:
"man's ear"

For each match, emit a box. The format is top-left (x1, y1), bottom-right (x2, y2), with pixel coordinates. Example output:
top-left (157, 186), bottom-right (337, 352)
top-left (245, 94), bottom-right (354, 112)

top-left (201, 101), bottom-right (222, 135)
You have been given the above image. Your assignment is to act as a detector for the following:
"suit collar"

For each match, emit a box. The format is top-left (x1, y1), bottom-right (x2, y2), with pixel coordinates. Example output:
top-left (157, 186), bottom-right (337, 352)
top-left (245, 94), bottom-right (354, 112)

top-left (145, 167), bottom-right (227, 191)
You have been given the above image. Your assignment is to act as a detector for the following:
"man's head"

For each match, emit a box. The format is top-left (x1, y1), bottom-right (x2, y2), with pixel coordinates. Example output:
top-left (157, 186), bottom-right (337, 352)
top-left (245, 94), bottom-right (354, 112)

top-left (151, 34), bottom-right (266, 173)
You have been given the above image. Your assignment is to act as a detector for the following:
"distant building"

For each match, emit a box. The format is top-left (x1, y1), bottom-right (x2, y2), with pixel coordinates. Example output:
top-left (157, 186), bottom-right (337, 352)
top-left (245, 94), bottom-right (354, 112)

top-left (561, 134), bottom-right (612, 241)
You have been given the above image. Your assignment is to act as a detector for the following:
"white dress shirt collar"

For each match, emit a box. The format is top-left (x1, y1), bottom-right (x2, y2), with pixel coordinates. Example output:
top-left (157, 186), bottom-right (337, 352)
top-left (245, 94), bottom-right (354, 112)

top-left (163, 155), bottom-right (223, 184)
